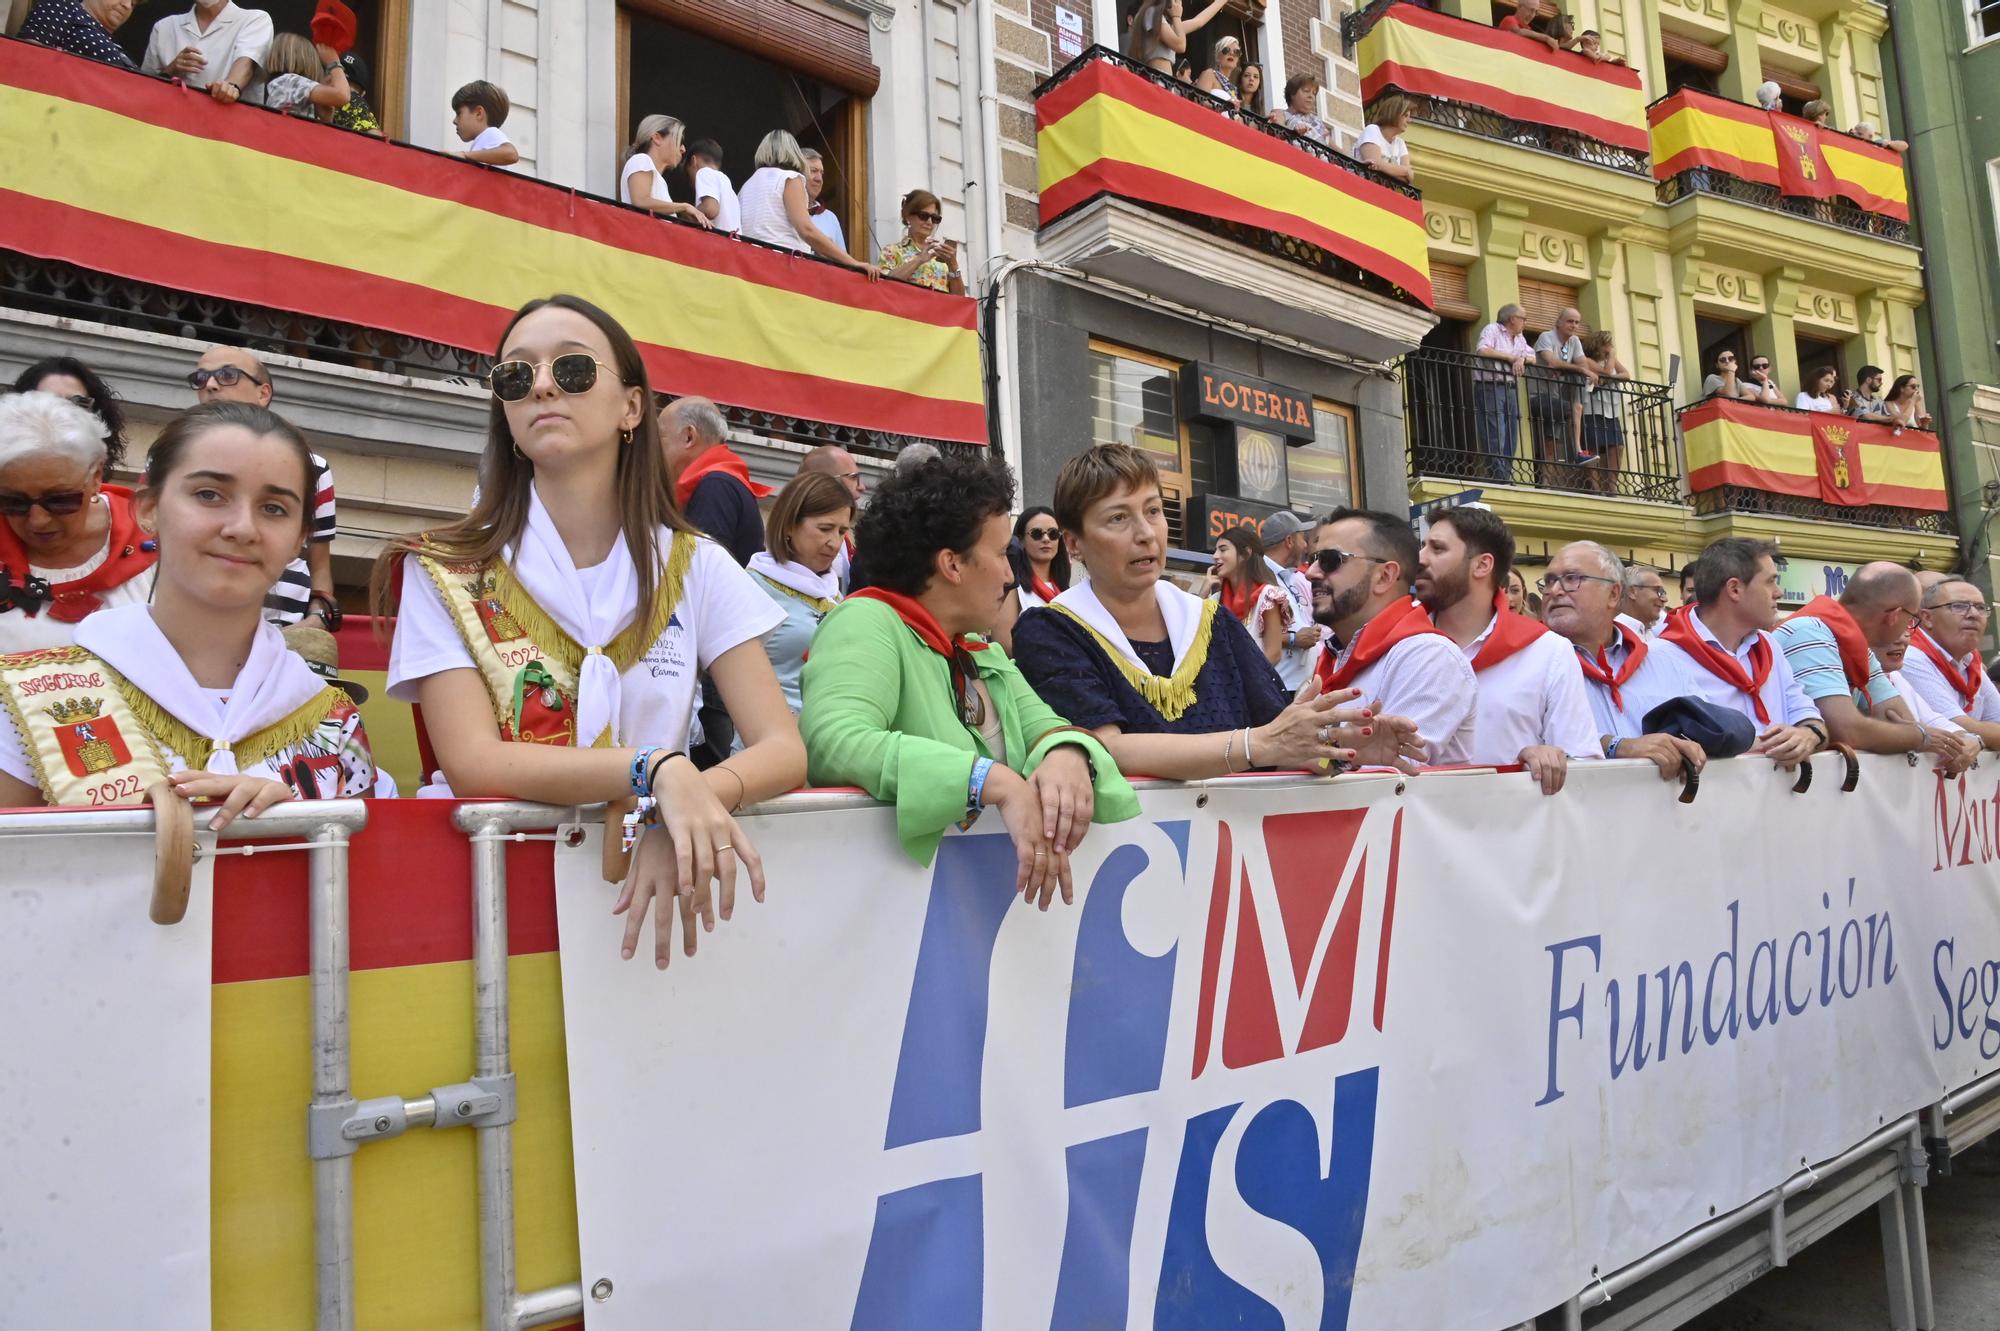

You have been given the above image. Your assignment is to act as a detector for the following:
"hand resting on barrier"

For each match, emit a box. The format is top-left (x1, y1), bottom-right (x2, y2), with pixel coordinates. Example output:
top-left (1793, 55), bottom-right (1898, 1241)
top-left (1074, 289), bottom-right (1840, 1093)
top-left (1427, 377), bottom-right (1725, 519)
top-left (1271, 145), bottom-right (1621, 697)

top-left (166, 771), bottom-right (293, 832)
top-left (612, 752), bottom-right (768, 969)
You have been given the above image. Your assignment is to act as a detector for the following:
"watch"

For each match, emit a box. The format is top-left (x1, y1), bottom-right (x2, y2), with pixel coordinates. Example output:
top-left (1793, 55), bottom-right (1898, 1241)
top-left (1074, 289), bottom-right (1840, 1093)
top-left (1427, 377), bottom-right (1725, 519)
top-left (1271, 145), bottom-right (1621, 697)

top-left (306, 593), bottom-right (343, 631)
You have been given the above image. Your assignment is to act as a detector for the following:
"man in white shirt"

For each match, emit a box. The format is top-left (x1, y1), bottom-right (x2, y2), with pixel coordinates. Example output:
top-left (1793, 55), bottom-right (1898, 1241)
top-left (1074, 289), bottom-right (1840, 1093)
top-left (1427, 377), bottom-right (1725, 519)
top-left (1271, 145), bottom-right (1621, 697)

top-left (1541, 541), bottom-right (1704, 781)
top-left (687, 139), bottom-right (742, 234)
top-left (1627, 537), bottom-right (1825, 769)
top-left (1901, 577), bottom-right (2000, 751)
top-left (1415, 507), bottom-right (1599, 793)
top-left (802, 149), bottom-right (846, 253)
top-left (1616, 563), bottom-right (1668, 638)
top-left (141, 0), bottom-right (272, 105)
top-left (1305, 509), bottom-right (1476, 765)
top-left (1876, 623), bottom-right (1980, 775)
top-left (1258, 510), bottom-right (1322, 692)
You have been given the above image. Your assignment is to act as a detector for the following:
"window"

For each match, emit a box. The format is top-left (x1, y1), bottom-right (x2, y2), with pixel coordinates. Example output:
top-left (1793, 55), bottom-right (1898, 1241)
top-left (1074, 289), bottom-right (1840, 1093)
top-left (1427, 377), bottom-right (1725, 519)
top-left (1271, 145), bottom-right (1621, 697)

top-left (1427, 264), bottom-right (1481, 326)
top-left (1184, 0), bottom-right (1266, 83)
top-left (619, 1), bottom-right (875, 258)
top-left (1972, 0), bottom-right (2000, 44)
top-left (1516, 277), bottom-right (1579, 339)
top-left (1088, 340), bottom-right (1194, 545)
top-left (1290, 401), bottom-right (1360, 515)
top-left (1659, 32), bottom-right (1725, 97)
top-left (119, 0), bottom-right (411, 137)
top-left (1795, 333), bottom-right (1846, 394)
top-left (1694, 315), bottom-right (1750, 390)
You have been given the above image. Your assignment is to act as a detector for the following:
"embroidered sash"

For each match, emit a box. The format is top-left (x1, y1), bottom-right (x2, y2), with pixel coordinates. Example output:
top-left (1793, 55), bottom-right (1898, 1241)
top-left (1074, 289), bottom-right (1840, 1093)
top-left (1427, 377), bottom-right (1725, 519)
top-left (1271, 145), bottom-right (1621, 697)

top-left (1049, 586), bottom-right (1218, 722)
top-left (755, 571), bottom-right (839, 617)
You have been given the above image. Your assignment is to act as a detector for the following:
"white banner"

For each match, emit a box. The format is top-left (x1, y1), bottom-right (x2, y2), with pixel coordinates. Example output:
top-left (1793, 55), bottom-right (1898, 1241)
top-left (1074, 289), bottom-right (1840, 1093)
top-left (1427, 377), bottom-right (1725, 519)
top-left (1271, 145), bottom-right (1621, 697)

top-left (553, 757), bottom-right (2000, 1330)
top-left (0, 827), bottom-right (214, 1328)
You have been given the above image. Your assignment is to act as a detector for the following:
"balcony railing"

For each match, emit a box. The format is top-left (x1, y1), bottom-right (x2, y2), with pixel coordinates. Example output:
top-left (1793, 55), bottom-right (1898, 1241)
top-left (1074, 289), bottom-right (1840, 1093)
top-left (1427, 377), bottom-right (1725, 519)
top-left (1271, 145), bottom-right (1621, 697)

top-left (1649, 90), bottom-right (1912, 243)
top-left (1352, 0), bottom-right (1652, 178)
top-left (1033, 47), bottom-right (1434, 311)
top-left (1403, 346), bottom-right (1681, 503)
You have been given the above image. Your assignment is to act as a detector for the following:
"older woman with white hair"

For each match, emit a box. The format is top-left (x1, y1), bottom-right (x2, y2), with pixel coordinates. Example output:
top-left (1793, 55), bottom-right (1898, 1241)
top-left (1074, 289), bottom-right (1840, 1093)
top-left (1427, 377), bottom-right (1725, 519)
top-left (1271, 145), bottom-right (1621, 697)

top-left (0, 391), bottom-right (157, 652)
top-left (736, 129), bottom-right (879, 276)
top-left (622, 114), bottom-right (712, 228)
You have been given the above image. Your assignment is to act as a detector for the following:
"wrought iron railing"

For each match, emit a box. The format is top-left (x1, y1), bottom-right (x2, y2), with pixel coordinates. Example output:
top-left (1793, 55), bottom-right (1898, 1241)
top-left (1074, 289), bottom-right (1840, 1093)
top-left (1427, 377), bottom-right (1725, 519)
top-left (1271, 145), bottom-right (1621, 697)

top-left (1391, 92), bottom-right (1652, 178)
top-left (1658, 169), bottom-right (1911, 243)
top-left (1690, 485), bottom-right (1950, 534)
top-left (1403, 344), bottom-right (1682, 503)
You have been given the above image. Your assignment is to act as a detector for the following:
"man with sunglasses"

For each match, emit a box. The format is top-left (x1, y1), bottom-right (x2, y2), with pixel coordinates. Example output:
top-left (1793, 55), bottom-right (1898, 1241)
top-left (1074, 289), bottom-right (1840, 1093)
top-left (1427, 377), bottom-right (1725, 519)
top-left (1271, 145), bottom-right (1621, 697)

top-left (1414, 508), bottom-right (1598, 794)
top-left (1740, 353), bottom-right (1784, 405)
top-left (188, 346), bottom-right (339, 630)
top-left (1901, 578), bottom-right (2000, 752)
top-left (1304, 510), bottom-right (1475, 765)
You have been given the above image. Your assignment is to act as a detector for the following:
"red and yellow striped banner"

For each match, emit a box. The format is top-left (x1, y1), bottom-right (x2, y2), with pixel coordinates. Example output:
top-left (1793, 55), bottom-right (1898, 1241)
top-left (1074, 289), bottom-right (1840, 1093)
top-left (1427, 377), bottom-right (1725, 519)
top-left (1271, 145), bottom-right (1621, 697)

top-left (1358, 4), bottom-right (1649, 154)
top-left (1036, 55), bottom-right (1432, 307)
top-left (1681, 398), bottom-right (1945, 511)
top-left (212, 799), bottom-right (579, 1329)
top-left (0, 38), bottom-right (984, 443)
top-left (1648, 89), bottom-right (1908, 222)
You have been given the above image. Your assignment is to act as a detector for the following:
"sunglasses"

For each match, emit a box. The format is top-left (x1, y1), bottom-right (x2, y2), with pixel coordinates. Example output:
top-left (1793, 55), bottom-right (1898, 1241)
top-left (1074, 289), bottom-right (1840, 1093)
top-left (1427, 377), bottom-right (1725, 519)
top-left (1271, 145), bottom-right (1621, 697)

top-left (488, 354), bottom-right (620, 402)
top-left (1025, 527), bottom-right (1060, 541)
top-left (187, 365), bottom-right (265, 390)
top-left (1751, 362), bottom-right (1770, 371)
top-left (64, 393), bottom-right (97, 412)
top-left (1312, 548), bottom-right (1387, 575)
top-left (0, 490), bottom-right (87, 518)
top-left (910, 211), bottom-right (943, 225)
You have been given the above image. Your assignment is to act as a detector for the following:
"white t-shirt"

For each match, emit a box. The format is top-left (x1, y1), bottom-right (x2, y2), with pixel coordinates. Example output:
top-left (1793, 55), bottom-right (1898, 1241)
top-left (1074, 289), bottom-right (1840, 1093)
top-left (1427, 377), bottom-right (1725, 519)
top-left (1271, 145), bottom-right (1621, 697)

top-left (809, 207), bottom-right (847, 252)
top-left (694, 166), bottom-right (742, 233)
top-left (468, 126), bottom-right (517, 169)
top-left (141, 1), bottom-right (273, 103)
top-left (385, 538), bottom-right (784, 753)
top-left (1796, 392), bottom-right (1838, 412)
top-left (738, 167), bottom-right (808, 253)
top-left (622, 152), bottom-right (671, 208)
top-left (1353, 124), bottom-right (1410, 168)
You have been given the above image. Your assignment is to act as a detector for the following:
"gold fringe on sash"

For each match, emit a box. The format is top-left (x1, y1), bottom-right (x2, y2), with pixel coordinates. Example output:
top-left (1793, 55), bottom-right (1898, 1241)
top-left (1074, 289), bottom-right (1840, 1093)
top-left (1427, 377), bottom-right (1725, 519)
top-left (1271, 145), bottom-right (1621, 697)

top-left (491, 534), bottom-right (695, 678)
top-left (753, 572), bottom-right (838, 617)
top-left (1049, 598), bottom-right (1217, 722)
top-left (118, 682), bottom-right (348, 773)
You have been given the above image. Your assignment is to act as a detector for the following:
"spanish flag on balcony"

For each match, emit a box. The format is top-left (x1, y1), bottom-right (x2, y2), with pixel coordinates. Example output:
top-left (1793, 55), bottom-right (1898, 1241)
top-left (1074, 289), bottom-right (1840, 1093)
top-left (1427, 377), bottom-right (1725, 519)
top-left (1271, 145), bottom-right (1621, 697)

top-left (1357, 4), bottom-right (1649, 155)
top-left (1036, 54), bottom-right (1432, 307)
top-left (1648, 90), bottom-right (1909, 223)
top-left (0, 38), bottom-right (985, 443)
top-left (1682, 398), bottom-right (1946, 511)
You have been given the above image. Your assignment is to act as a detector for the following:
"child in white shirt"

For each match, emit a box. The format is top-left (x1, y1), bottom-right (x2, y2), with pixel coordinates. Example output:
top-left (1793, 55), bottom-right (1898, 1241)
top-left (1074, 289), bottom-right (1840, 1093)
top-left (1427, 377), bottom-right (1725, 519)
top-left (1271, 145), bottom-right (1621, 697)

top-left (452, 80), bottom-right (520, 168)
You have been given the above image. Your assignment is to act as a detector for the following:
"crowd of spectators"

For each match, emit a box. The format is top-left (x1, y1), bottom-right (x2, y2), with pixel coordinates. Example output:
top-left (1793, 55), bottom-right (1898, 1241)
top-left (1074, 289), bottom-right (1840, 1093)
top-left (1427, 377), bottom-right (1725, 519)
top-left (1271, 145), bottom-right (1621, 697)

top-left (1702, 352), bottom-right (1934, 429)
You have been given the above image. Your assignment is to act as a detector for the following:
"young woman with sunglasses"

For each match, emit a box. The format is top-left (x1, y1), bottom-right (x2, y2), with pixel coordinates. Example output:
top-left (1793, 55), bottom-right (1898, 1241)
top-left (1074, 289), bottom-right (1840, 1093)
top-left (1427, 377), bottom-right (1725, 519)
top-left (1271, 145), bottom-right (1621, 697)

top-left (378, 294), bottom-right (805, 969)
top-left (0, 392), bottom-right (157, 653)
top-left (991, 505), bottom-right (1069, 654)
top-left (0, 400), bottom-right (377, 819)
top-left (878, 190), bottom-right (964, 295)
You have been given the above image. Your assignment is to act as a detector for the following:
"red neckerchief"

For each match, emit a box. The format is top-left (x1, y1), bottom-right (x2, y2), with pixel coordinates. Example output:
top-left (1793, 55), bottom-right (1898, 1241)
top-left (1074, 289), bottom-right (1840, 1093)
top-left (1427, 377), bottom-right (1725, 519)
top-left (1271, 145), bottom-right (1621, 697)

top-left (1217, 580), bottom-right (1251, 623)
top-left (1912, 627), bottom-right (1980, 712)
top-left (0, 485), bottom-right (157, 622)
top-left (1316, 596), bottom-right (1445, 692)
top-left (809, 201), bottom-right (831, 216)
top-left (1572, 621), bottom-right (1648, 710)
top-left (674, 444), bottom-right (774, 509)
top-left (1028, 572), bottom-right (1061, 605)
top-left (1469, 590), bottom-right (1549, 673)
top-left (1785, 596), bottom-right (1877, 705)
top-left (1661, 604), bottom-right (1773, 723)
top-left (851, 587), bottom-right (991, 725)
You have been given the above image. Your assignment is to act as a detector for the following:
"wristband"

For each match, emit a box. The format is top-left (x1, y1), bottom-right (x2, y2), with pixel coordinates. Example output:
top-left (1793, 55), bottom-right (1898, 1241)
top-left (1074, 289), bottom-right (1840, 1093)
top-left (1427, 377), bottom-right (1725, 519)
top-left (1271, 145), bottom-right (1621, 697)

top-left (1913, 723), bottom-right (1929, 752)
top-left (648, 750), bottom-right (684, 794)
top-left (1606, 737), bottom-right (1622, 759)
top-left (620, 796), bottom-right (658, 853)
top-left (961, 757), bottom-right (995, 831)
top-left (629, 746), bottom-right (661, 798)
top-left (1241, 727), bottom-right (1256, 770)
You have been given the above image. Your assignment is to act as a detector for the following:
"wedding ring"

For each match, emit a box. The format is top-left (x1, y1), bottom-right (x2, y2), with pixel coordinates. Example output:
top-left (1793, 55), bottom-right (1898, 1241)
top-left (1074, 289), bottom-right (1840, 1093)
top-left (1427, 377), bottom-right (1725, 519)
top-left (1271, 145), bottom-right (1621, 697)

top-left (1318, 724), bottom-right (1335, 743)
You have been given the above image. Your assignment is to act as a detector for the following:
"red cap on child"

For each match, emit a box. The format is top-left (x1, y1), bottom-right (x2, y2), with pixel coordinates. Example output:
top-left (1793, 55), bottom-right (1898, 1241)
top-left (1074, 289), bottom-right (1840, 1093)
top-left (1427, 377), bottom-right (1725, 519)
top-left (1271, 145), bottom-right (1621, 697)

top-left (310, 0), bottom-right (359, 55)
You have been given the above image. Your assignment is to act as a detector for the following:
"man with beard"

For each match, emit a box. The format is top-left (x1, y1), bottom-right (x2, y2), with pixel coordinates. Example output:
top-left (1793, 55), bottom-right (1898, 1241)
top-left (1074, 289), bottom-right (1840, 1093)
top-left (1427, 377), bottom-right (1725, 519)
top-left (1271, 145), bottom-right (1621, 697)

top-left (1415, 507), bottom-right (1598, 793)
top-left (1305, 508), bottom-right (1476, 765)
top-left (1900, 577), bottom-right (2000, 751)
top-left (1540, 540), bottom-right (1704, 781)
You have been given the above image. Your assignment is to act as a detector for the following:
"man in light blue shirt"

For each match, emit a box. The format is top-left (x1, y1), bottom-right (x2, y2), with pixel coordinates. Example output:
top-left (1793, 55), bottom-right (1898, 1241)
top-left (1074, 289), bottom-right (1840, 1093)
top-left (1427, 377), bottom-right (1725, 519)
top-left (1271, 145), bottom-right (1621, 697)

top-left (1771, 563), bottom-right (1956, 759)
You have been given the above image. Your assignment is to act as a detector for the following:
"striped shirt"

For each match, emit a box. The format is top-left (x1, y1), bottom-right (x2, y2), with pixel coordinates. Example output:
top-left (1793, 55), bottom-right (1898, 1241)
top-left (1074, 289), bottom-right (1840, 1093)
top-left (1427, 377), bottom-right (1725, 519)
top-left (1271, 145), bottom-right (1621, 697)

top-left (1771, 616), bottom-right (1900, 713)
top-left (264, 454), bottom-right (336, 625)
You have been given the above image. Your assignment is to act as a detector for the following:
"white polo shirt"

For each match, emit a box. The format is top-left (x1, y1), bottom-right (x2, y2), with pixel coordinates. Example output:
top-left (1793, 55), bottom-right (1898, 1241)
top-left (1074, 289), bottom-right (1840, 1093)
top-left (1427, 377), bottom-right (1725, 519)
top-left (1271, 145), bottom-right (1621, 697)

top-left (1460, 616), bottom-right (1601, 763)
top-left (1899, 630), bottom-right (2000, 724)
top-left (141, 2), bottom-right (273, 103)
top-left (1625, 610), bottom-right (1820, 729)
top-left (1311, 624), bottom-right (1478, 766)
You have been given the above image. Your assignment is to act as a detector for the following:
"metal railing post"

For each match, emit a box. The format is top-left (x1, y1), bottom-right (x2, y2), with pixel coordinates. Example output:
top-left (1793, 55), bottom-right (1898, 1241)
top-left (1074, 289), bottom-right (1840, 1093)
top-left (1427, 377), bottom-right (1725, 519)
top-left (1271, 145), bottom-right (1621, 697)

top-left (309, 819), bottom-right (356, 1331)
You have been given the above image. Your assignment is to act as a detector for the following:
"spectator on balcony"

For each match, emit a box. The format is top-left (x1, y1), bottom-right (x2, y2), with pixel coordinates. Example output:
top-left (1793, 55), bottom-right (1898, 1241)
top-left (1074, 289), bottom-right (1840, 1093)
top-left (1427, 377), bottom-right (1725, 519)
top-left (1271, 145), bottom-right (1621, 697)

top-left (1850, 121), bottom-right (1909, 153)
top-left (11, 357), bottom-right (128, 474)
top-left (1126, 0), bottom-right (1229, 75)
top-left (18, 0), bottom-right (138, 68)
top-left (261, 33), bottom-right (351, 120)
top-left (1195, 34), bottom-right (1242, 106)
top-left (1575, 29), bottom-right (1624, 65)
top-left (1530, 307), bottom-right (1598, 466)
top-left (1883, 374), bottom-right (1934, 430)
top-left (1795, 365), bottom-right (1843, 414)
top-left (1580, 328), bottom-right (1628, 484)
top-left (743, 472), bottom-right (851, 730)
top-left (142, 0), bottom-right (273, 105)
top-left (1205, 524), bottom-right (1291, 668)
top-left (688, 139), bottom-right (742, 235)
top-left (621, 115), bottom-right (711, 228)
top-left (1497, 0), bottom-right (1561, 51)
top-left (740, 130), bottom-right (881, 278)
top-left (1417, 506), bottom-right (1600, 794)
top-left (188, 347), bottom-right (338, 630)
top-left (1802, 100), bottom-right (1833, 129)
top-left (801, 150), bottom-right (846, 253)
top-left (1754, 81), bottom-right (1783, 112)
top-left (332, 52), bottom-right (379, 134)
top-left (1848, 365), bottom-right (1897, 421)
top-left (1172, 54), bottom-right (1195, 85)
top-left (1702, 349), bottom-right (1761, 402)
top-left (879, 190), bottom-right (966, 296)
top-left (1276, 74), bottom-right (1331, 145)
top-left (659, 396), bottom-right (767, 567)
top-left (1474, 304), bottom-right (1533, 479)
top-left (1741, 352), bottom-right (1785, 405)
top-left (1234, 63), bottom-right (1268, 116)
top-left (0, 392), bottom-right (157, 653)
top-left (452, 80), bottom-right (519, 168)
top-left (1353, 95), bottom-right (1415, 183)
top-left (1617, 564), bottom-right (1668, 638)
top-left (1903, 579), bottom-right (2000, 752)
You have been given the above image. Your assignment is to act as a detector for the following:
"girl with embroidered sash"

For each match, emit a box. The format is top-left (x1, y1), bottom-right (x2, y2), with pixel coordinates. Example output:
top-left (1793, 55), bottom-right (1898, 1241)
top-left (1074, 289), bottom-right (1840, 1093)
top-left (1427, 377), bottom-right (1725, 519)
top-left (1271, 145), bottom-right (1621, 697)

top-left (0, 392), bottom-right (158, 653)
top-left (743, 471), bottom-right (851, 729)
top-left (1206, 522), bottom-right (1292, 666)
top-left (376, 295), bottom-right (803, 968)
top-left (1011, 444), bottom-right (1388, 781)
top-left (0, 402), bottom-right (376, 824)
top-left (801, 453), bottom-right (1137, 906)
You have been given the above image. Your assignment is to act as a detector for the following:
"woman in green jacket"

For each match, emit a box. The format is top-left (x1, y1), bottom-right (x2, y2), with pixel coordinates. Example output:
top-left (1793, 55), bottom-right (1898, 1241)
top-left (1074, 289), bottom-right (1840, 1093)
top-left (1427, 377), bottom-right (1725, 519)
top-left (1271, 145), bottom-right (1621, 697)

top-left (801, 451), bottom-right (1138, 908)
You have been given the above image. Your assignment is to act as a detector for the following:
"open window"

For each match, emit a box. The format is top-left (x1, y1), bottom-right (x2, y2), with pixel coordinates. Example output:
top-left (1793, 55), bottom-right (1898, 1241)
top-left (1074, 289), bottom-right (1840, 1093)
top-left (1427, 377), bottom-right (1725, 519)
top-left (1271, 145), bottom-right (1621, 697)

top-left (618, 0), bottom-right (876, 258)
top-left (1659, 31), bottom-right (1724, 97)
top-left (1795, 332), bottom-right (1846, 393)
top-left (1694, 314), bottom-right (1751, 392)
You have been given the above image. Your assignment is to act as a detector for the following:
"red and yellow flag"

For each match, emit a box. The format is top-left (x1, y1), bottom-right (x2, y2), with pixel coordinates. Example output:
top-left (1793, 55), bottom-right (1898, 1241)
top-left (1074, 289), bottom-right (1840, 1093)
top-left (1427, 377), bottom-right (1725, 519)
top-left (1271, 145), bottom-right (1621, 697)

top-left (0, 38), bottom-right (985, 443)
top-left (1036, 55), bottom-right (1432, 307)
top-left (1358, 4), bottom-right (1649, 154)
top-left (1681, 398), bottom-right (1945, 511)
top-left (1649, 90), bottom-right (1908, 222)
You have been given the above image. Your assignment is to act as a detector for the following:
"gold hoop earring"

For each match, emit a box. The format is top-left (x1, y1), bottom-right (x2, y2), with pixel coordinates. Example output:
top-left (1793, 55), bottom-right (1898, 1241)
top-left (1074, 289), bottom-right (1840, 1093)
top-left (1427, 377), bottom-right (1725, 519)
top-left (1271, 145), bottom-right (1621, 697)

top-left (620, 427), bottom-right (634, 447)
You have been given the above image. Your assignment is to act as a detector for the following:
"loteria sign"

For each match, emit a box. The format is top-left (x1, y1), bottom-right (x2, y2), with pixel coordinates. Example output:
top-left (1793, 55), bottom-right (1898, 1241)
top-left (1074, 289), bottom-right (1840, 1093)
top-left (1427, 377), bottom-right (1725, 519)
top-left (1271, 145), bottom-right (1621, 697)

top-left (1179, 362), bottom-right (1316, 442)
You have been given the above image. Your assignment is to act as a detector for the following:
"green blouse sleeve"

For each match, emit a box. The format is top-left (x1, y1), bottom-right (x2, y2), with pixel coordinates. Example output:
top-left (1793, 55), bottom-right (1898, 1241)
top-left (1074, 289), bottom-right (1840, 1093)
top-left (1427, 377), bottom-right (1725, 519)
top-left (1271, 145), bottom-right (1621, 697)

top-left (991, 653), bottom-right (1142, 826)
top-left (800, 599), bottom-right (978, 864)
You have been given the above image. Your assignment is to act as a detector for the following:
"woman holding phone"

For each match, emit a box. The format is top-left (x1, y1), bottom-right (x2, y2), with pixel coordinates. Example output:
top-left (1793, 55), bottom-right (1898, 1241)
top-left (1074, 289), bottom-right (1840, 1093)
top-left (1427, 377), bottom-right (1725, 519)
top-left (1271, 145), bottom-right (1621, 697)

top-left (878, 190), bottom-right (965, 296)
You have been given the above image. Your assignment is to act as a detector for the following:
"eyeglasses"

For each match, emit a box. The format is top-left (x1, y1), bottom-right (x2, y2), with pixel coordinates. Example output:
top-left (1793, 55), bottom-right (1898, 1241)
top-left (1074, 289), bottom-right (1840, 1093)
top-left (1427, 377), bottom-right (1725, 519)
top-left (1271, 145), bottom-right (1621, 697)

top-left (1630, 583), bottom-right (1667, 597)
top-left (1716, 355), bottom-right (1736, 364)
top-left (910, 211), bottom-right (943, 225)
top-left (1312, 548), bottom-right (1387, 575)
top-left (63, 394), bottom-right (97, 412)
top-left (1025, 527), bottom-right (1060, 541)
top-left (1935, 600), bottom-right (1992, 617)
top-left (488, 354), bottom-right (620, 402)
top-left (1535, 570), bottom-right (1618, 593)
top-left (187, 365), bottom-right (266, 391)
top-left (0, 491), bottom-right (87, 518)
